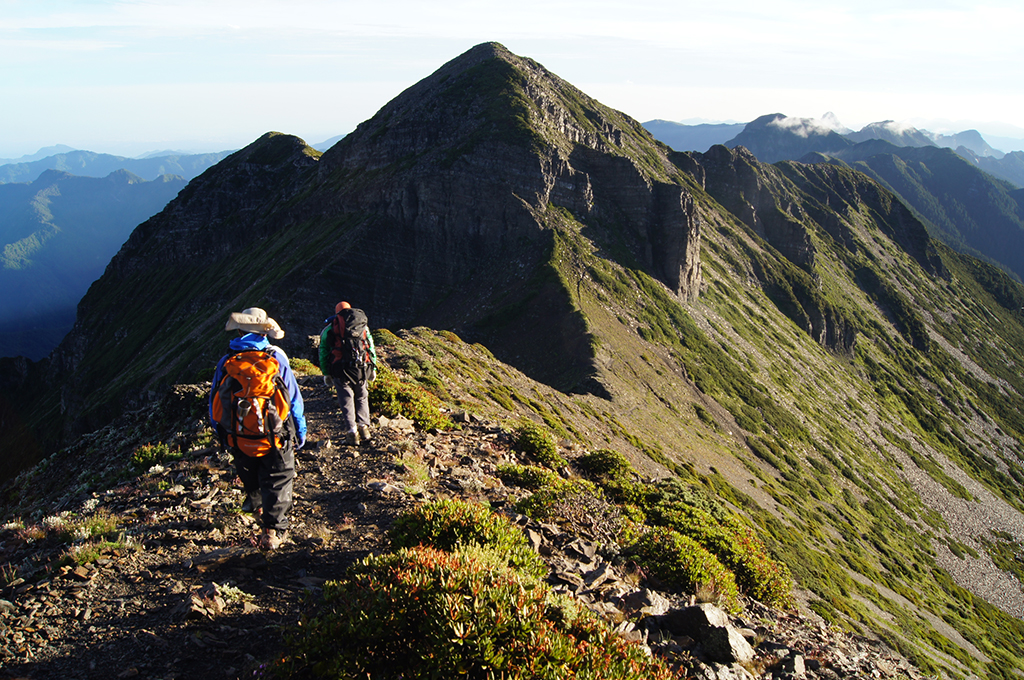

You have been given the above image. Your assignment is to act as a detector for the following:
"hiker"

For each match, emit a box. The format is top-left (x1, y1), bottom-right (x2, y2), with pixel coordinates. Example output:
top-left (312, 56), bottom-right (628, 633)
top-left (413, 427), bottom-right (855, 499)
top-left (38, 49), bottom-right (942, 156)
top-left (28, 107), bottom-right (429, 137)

top-left (209, 307), bottom-right (307, 550)
top-left (319, 301), bottom-right (377, 446)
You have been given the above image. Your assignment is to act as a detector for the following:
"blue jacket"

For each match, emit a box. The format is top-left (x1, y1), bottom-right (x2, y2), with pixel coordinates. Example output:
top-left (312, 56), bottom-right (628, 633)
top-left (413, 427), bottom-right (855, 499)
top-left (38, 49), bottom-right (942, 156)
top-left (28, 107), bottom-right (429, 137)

top-left (209, 333), bottom-right (307, 447)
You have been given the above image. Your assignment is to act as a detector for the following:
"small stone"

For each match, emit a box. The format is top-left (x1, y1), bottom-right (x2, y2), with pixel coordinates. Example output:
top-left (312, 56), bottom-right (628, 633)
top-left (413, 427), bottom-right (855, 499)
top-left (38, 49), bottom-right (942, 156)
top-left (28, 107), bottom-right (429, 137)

top-left (781, 654), bottom-right (806, 675)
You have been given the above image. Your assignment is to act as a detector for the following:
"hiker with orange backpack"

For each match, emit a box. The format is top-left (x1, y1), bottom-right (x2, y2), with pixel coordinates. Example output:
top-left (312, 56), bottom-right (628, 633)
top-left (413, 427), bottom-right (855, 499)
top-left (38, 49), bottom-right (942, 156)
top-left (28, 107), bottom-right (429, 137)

top-left (209, 307), bottom-right (307, 550)
top-left (319, 301), bottom-right (377, 446)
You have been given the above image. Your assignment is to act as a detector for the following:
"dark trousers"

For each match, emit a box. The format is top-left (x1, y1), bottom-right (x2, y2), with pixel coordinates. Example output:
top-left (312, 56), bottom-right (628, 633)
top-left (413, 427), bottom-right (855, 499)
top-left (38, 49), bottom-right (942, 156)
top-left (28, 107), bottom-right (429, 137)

top-left (232, 446), bottom-right (295, 531)
top-left (333, 377), bottom-right (369, 432)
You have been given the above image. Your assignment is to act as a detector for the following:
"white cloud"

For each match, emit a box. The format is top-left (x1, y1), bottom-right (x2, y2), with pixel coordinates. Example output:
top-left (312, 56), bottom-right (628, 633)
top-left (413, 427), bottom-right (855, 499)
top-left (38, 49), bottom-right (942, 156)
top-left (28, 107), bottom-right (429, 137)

top-left (768, 115), bottom-right (840, 138)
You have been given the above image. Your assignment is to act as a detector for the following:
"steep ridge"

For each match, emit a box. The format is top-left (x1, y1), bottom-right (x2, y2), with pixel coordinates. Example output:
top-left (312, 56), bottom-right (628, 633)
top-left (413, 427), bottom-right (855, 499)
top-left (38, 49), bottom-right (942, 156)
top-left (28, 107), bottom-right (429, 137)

top-left (704, 112), bottom-right (1024, 281)
top-left (810, 143), bottom-right (1024, 280)
top-left (2, 42), bottom-right (1024, 678)
top-left (306, 42), bottom-right (701, 375)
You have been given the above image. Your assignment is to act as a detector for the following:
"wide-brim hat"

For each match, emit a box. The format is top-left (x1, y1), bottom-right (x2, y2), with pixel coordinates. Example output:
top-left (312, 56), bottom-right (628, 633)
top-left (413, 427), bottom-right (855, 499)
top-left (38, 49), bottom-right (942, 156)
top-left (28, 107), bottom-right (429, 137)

top-left (225, 307), bottom-right (285, 340)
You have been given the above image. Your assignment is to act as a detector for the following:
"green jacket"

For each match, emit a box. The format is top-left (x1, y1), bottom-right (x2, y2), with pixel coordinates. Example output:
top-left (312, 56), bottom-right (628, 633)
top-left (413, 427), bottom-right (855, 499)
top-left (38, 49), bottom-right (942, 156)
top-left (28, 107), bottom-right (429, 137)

top-left (319, 323), bottom-right (377, 379)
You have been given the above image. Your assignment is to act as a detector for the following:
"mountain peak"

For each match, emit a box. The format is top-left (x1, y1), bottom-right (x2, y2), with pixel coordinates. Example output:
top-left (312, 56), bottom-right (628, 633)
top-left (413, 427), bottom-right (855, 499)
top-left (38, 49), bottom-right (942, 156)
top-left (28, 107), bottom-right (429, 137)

top-left (320, 41), bottom-right (668, 181)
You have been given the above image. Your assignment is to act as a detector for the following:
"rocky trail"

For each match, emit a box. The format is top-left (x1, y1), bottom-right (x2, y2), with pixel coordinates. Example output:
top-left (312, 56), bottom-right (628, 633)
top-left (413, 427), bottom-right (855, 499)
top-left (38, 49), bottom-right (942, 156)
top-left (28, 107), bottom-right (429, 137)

top-left (1, 374), bottom-right (925, 680)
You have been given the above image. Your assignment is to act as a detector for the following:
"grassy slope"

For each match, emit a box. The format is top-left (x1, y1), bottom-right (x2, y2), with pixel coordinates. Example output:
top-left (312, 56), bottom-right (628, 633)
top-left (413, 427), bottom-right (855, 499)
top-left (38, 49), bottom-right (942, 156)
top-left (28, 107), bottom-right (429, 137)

top-left (503, 168), bottom-right (1024, 678)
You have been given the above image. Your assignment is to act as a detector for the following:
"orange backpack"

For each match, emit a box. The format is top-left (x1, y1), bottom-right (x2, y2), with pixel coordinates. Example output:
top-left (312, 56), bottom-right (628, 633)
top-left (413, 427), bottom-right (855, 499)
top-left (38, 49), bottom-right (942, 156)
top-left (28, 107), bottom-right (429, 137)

top-left (211, 350), bottom-right (292, 457)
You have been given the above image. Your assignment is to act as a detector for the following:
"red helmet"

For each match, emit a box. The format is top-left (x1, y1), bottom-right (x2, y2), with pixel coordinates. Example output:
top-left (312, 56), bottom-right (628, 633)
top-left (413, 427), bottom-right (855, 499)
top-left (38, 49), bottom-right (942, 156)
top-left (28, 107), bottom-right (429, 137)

top-left (335, 301), bottom-right (351, 313)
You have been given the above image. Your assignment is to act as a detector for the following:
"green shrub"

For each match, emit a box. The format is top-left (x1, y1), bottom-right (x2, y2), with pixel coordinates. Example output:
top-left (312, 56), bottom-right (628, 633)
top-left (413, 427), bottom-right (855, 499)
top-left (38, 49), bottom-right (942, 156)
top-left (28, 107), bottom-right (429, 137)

top-left (598, 477), bottom-right (648, 506)
top-left (289, 357), bottom-right (320, 376)
top-left (574, 449), bottom-right (647, 505)
top-left (369, 363), bottom-right (453, 431)
top-left (194, 366), bottom-right (215, 383)
top-left (626, 526), bottom-right (741, 613)
top-left (515, 478), bottom-right (601, 520)
top-left (497, 463), bottom-right (560, 490)
top-left (373, 328), bottom-right (400, 346)
top-left (649, 502), bottom-right (795, 609)
top-left (514, 478), bottom-right (628, 544)
top-left (512, 421), bottom-right (565, 468)
top-left (130, 442), bottom-right (182, 470)
top-left (576, 448), bottom-right (633, 477)
top-left (388, 499), bottom-right (546, 578)
top-left (276, 545), bottom-right (681, 679)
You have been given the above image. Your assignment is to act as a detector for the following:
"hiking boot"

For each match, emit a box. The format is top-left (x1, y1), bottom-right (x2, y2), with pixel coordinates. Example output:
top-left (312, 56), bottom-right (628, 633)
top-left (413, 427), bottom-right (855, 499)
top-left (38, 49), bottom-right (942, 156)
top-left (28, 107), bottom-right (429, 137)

top-left (240, 493), bottom-right (260, 514)
top-left (357, 424), bottom-right (371, 443)
top-left (260, 528), bottom-right (287, 550)
top-left (345, 430), bottom-right (359, 446)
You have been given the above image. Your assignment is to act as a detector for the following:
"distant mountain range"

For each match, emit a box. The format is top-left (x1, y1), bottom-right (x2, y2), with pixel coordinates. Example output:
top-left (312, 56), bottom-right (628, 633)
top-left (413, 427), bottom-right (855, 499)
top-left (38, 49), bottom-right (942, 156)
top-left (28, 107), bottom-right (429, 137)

top-left (645, 115), bottom-right (1024, 157)
top-left (0, 145), bottom-right (78, 164)
top-left (0, 169), bottom-right (187, 359)
top-left (646, 114), bottom-right (1024, 281)
top-left (641, 120), bottom-right (745, 155)
top-left (0, 140), bottom-right (350, 360)
top-left (0, 149), bottom-right (233, 184)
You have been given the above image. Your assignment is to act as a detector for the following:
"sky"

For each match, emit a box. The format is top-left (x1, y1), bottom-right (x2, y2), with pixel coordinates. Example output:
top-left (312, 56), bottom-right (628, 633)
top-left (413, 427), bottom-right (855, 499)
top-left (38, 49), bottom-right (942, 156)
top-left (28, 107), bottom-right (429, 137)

top-left (2, 0), bottom-right (1024, 158)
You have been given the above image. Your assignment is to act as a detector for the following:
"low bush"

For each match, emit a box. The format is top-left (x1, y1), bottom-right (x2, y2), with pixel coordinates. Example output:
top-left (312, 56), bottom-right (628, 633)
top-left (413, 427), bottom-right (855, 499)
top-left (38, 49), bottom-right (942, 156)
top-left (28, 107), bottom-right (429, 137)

top-left (649, 502), bottom-right (795, 609)
top-left (497, 463), bottom-right (560, 490)
top-left (575, 448), bottom-right (647, 505)
top-left (388, 499), bottom-right (546, 578)
top-left (276, 545), bottom-right (681, 679)
top-left (288, 357), bottom-right (320, 376)
top-left (511, 421), bottom-right (565, 468)
top-left (576, 449), bottom-right (633, 477)
top-left (515, 478), bottom-right (600, 521)
top-left (369, 363), bottom-right (453, 431)
top-left (626, 526), bottom-right (741, 613)
top-left (515, 479), bottom-right (628, 545)
top-left (373, 328), bottom-right (400, 346)
top-left (130, 442), bottom-right (182, 470)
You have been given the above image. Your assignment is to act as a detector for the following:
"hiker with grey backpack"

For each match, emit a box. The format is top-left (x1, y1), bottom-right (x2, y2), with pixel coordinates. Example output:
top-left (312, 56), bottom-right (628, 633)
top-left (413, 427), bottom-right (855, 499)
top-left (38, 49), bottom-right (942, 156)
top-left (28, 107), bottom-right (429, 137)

top-left (319, 301), bottom-right (377, 445)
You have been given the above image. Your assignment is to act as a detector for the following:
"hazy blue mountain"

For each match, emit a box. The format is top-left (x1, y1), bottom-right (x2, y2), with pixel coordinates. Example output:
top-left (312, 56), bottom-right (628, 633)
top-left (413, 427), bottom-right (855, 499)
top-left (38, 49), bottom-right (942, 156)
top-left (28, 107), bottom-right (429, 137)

top-left (732, 115), bottom-right (1020, 182)
top-left (0, 169), bottom-right (186, 359)
top-left (985, 133), bottom-right (1024, 153)
top-left (720, 113), bottom-right (1024, 277)
top-left (846, 120), bottom-right (937, 148)
top-left (642, 119), bottom-right (745, 152)
top-left (837, 121), bottom-right (1021, 187)
top-left (0, 149), bottom-right (232, 184)
top-left (725, 113), bottom-right (853, 162)
top-left (312, 134), bottom-right (346, 151)
top-left (841, 121), bottom-right (1003, 157)
top-left (0, 145), bottom-right (77, 166)
top-left (135, 149), bottom-right (198, 159)
top-left (935, 129), bottom-right (1002, 157)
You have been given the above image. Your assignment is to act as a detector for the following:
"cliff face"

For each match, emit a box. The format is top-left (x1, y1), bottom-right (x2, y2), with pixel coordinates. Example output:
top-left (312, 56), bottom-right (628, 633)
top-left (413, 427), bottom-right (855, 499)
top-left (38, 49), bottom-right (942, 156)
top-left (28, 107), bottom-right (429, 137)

top-left (311, 42), bottom-right (702, 315)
